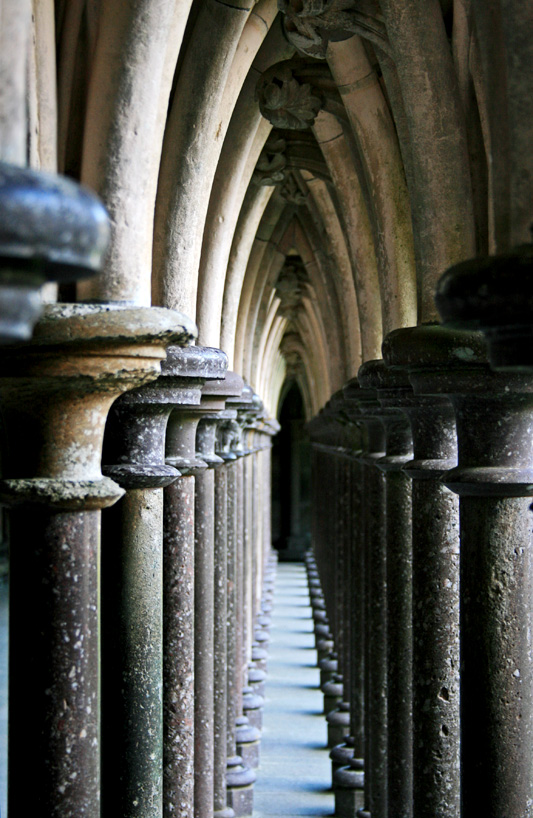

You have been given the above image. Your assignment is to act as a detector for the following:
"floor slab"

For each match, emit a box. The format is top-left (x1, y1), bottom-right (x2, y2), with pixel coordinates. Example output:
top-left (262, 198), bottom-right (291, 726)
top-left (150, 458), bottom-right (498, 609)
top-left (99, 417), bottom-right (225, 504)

top-left (253, 562), bottom-right (333, 818)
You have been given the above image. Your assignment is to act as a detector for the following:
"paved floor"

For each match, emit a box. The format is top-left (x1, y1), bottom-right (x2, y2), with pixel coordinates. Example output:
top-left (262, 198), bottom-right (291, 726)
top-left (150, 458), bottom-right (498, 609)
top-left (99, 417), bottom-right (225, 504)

top-left (254, 561), bottom-right (333, 818)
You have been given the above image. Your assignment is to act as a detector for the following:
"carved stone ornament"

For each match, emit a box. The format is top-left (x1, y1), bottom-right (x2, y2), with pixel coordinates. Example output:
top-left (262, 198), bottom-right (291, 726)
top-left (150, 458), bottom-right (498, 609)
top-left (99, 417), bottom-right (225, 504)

top-left (280, 173), bottom-right (307, 205)
top-left (275, 260), bottom-right (309, 319)
top-left (277, 0), bottom-right (389, 60)
top-left (257, 64), bottom-right (323, 130)
top-left (280, 331), bottom-right (303, 372)
top-left (252, 137), bottom-right (288, 186)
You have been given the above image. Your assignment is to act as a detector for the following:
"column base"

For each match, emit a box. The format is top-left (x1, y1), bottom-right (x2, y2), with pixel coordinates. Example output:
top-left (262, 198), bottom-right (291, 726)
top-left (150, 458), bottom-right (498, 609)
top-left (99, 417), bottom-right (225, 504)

top-left (317, 639), bottom-right (335, 662)
top-left (322, 678), bottom-right (343, 716)
top-left (226, 756), bottom-right (255, 818)
top-left (242, 687), bottom-right (264, 730)
top-left (326, 705), bottom-right (350, 748)
top-left (319, 653), bottom-right (338, 687)
top-left (251, 643), bottom-right (268, 672)
top-left (330, 740), bottom-right (354, 775)
top-left (247, 664), bottom-right (267, 697)
top-left (236, 716), bottom-right (261, 768)
top-left (214, 807), bottom-right (236, 818)
top-left (334, 765), bottom-right (365, 818)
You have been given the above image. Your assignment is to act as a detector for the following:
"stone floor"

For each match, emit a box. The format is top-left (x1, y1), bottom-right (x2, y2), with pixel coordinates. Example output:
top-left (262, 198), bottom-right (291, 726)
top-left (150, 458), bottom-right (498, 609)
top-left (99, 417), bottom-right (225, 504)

top-left (254, 561), bottom-right (333, 818)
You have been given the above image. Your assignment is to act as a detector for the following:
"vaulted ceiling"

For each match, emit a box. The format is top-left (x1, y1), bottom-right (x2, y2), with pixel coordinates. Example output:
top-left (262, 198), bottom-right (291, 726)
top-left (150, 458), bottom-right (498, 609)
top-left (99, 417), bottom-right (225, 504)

top-left (6, 0), bottom-right (532, 418)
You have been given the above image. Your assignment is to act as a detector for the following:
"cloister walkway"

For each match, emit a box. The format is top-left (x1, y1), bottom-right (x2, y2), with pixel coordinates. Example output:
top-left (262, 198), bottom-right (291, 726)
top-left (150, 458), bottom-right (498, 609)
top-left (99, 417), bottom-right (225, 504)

top-left (254, 561), bottom-right (334, 818)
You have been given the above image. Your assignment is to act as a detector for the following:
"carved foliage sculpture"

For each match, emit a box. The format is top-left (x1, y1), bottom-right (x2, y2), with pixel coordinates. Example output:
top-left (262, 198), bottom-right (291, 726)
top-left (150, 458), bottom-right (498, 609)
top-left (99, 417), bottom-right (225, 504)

top-left (275, 258), bottom-right (310, 319)
top-left (256, 63), bottom-right (323, 130)
top-left (277, 0), bottom-right (389, 59)
top-left (252, 137), bottom-right (288, 186)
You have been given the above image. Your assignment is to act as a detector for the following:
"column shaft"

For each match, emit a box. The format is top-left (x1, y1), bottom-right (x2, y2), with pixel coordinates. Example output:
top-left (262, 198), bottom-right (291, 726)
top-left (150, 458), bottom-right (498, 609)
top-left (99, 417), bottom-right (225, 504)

top-left (163, 476), bottom-right (195, 818)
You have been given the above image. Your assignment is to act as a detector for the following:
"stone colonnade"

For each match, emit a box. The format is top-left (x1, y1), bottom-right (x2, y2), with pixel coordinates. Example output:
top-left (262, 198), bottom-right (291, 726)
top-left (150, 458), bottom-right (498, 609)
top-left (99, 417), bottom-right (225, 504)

top-left (306, 250), bottom-right (533, 818)
top-left (0, 175), bottom-right (280, 818)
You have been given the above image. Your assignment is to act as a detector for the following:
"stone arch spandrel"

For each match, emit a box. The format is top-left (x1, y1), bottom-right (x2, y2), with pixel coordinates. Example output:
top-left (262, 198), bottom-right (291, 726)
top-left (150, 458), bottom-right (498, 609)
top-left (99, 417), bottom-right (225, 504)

top-left (221, 182), bottom-right (276, 367)
top-left (234, 192), bottom-right (294, 375)
top-left (78, 0), bottom-right (190, 305)
top-left (300, 169), bottom-right (362, 376)
top-left (289, 213), bottom-right (345, 386)
top-left (311, 110), bottom-right (383, 360)
top-left (242, 233), bottom-right (287, 382)
top-left (152, 0), bottom-right (259, 317)
top-left (325, 36), bottom-right (417, 335)
top-left (28, 0), bottom-right (57, 173)
top-left (379, 0), bottom-right (476, 321)
top-left (241, 205), bottom-right (346, 390)
top-left (196, 16), bottom-right (295, 348)
top-left (469, 1), bottom-right (533, 252)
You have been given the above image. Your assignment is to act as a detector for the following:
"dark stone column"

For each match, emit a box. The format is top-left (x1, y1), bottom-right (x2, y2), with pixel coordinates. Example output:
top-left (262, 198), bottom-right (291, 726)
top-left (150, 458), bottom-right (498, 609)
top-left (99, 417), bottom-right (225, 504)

top-left (372, 364), bottom-right (414, 818)
top-left (197, 372), bottom-right (244, 818)
top-left (224, 389), bottom-right (257, 817)
top-left (0, 303), bottom-right (189, 817)
top-left (350, 374), bottom-right (387, 818)
top-left (0, 162), bottom-right (110, 341)
top-left (436, 254), bottom-right (533, 817)
top-left (157, 345), bottom-right (225, 818)
top-left (101, 346), bottom-right (198, 818)
top-left (382, 325), bottom-right (462, 818)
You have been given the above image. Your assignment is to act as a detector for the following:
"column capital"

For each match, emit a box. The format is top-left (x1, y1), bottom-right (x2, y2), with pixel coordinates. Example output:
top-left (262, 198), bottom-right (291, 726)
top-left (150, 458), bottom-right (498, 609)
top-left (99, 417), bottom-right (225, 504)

top-left (0, 162), bottom-right (110, 342)
top-left (0, 303), bottom-right (195, 509)
top-left (384, 326), bottom-right (533, 497)
top-left (161, 346), bottom-right (228, 476)
top-left (435, 245), bottom-right (533, 371)
top-left (227, 385), bottom-right (255, 458)
top-left (197, 371), bottom-right (244, 469)
top-left (359, 359), bottom-right (414, 470)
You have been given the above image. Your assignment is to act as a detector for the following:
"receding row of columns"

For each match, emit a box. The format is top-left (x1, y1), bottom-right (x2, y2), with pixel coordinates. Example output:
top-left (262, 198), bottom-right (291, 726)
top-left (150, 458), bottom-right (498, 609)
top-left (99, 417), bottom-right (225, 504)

top-left (0, 160), bottom-right (283, 817)
top-left (0, 311), bottom-right (279, 817)
top-left (307, 253), bottom-right (533, 818)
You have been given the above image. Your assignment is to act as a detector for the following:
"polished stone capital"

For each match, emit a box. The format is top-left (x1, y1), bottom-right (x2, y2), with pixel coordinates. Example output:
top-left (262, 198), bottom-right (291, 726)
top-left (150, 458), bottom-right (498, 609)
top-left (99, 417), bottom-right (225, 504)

top-left (358, 360), bottom-right (414, 470)
top-left (381, 325), bottom-right (471, 479)
top-left (161, 346), bottom-right (228, 476)
top-left (347, 367), bottom-right (386, 463)
top-left (197, 371), bottom-right (244, 468)
top-left (435, 245), bottom-right (533, 371)
top-left (227, 384), bottom-right (254, 457)
top-left (0, 303), bottom-right (195, 509)
top-left (0, 162), bottom-right (110, 342)
top-left (385, 326), bottom-right (533, 497)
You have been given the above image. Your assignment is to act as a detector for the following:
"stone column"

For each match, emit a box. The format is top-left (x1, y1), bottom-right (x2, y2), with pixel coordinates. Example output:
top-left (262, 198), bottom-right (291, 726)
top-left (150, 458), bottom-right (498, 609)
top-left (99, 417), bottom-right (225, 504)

top-left (100, 318), bottom-right (196, 818)
top-left (436, 253), bottom-right (533, 817)
top-left (351, 373), bottom-right (387, 818)
top-left (0, 303), bottom-right (186, 817)
top-left (192, 353), bottom-right (230, 818)
top-left (382, 325), bottom-right (463, 818)
top-left (158, 345), bottom-right (225, 818)
top-left (331, 386), bottom-right (366, 818)
top-left (0, 163), bottom-right (109, 341)
top-left (224, 388), bottom-right (257, 817)
top-left (372, 363), bottom-right (414, 818)
top-left (196, 372), bottom-right (244, 818)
